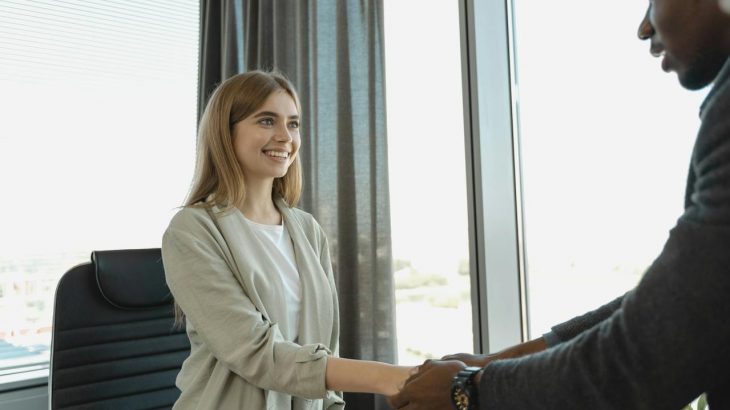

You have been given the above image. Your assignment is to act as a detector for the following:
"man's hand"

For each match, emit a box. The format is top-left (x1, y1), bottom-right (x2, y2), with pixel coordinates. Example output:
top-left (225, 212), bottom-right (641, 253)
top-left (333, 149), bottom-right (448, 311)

top-left (441, 352), bottom-right (488, 367)
top-left (443, 337), bottom-right (548, 368)
top-left (388, 359), bottom-right (466, 409)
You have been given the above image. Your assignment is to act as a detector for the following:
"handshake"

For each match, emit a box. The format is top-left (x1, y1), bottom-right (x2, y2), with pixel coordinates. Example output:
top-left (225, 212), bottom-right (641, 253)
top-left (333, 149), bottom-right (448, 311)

top-left (384, 339), bottom-right (547, 409)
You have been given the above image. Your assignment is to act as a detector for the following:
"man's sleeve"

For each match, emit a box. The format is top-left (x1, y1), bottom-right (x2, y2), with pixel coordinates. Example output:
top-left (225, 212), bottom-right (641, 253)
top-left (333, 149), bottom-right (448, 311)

top-left (481, 218), bottom-right (730, 409)
top-left (543, 293), bottom-right (626, 347)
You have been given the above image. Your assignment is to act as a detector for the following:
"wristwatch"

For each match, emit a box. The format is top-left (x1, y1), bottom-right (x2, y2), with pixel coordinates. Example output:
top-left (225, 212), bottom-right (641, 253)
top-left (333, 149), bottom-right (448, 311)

top-left (451, 366), bottom-right (481, 410)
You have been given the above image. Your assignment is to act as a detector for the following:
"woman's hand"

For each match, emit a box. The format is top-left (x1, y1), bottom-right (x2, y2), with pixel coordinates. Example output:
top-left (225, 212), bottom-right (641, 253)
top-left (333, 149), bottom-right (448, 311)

top-left (379, 365), bottom-right (417, 396)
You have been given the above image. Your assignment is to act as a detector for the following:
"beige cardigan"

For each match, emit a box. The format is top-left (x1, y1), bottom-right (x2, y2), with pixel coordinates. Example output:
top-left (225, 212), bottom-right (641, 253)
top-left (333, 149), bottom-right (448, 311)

top-left (161, 197), bottom-right (345, 409)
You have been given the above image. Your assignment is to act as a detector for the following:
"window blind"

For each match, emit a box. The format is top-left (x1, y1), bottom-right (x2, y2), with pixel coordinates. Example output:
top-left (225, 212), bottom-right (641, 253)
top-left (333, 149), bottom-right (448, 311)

top-left (0, 0), bottom-right (199, 83)
top-left (0, 0), bottom-right (199, 379)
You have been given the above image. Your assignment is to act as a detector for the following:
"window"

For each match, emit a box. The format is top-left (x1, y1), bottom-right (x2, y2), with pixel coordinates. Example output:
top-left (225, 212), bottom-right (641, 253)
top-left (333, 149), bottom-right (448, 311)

top-left (383, 0), bottom-right (473, 364)
top-left (511, 0), bottom-right (709, 337)
top-left (0, 0), bottom-right (199, 380)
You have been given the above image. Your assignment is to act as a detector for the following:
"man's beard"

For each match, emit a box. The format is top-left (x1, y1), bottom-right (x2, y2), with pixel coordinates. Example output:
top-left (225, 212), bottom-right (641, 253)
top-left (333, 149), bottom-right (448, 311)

top-left (680, 50), bottom-right (727, 91)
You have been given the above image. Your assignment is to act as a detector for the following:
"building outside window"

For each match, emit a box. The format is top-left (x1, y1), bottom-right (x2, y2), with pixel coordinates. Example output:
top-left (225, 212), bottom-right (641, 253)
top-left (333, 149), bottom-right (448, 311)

top-left (384, 0), bottom-right (473, 365)
top-left (511, 0), bottom-right (709, 338)
top-left (0, 0), bottom-right (200, 382)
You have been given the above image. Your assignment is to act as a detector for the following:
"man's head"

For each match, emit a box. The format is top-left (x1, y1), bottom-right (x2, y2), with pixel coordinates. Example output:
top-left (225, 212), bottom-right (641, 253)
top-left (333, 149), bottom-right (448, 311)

top-left (638, 0), bottom-right (730, 90)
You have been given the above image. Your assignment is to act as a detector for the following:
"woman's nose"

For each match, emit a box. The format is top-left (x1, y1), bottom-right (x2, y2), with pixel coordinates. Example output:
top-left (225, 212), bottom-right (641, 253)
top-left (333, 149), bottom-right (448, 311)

top-left (274, 124), bottom-right (293, 141)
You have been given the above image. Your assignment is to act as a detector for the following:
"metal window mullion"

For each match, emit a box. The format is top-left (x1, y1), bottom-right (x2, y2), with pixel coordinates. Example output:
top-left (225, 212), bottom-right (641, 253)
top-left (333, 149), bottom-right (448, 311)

top-left (460, 0), bottom-right (525, 354)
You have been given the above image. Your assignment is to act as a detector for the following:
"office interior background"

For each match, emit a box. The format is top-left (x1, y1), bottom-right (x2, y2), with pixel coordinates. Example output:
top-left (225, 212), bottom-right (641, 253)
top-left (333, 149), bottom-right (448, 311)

top-left (0, 0), bottom-right (708, 408)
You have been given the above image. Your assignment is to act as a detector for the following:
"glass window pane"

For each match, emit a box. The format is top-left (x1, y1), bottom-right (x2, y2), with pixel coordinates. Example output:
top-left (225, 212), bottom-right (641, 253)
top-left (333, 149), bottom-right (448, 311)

top-left (512, 0), bottom-right (709, 337)
top-left (0, 0), bottom-right (199, 375)
top-left (384, 0), bottom-right (472, 364)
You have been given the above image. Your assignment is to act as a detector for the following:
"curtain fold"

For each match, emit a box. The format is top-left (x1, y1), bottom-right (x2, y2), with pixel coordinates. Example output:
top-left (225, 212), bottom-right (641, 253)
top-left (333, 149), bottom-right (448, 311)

top-left (198, 1), bottom-right (395, 408)
top-left (198, 0), bottom-right (244, 120)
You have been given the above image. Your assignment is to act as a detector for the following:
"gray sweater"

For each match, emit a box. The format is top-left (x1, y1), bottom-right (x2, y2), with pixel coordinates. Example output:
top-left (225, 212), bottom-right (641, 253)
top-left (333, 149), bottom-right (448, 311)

top-left (479, 57), bottom-right (730, 409)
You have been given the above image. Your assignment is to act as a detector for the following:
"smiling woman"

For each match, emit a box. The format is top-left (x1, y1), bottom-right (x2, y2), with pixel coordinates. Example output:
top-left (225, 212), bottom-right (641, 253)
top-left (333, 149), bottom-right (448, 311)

top-left (161, 70), bottom-right (412, 409)
top-left (182, 71), bottom-right (303, 216)
top-left (232, 92), bottom-right (302, 194)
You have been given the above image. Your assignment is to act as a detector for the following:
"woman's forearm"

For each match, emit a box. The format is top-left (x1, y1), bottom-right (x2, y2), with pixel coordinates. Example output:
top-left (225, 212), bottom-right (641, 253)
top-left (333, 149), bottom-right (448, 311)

top-left (325, 357), bottom-right (413, 396)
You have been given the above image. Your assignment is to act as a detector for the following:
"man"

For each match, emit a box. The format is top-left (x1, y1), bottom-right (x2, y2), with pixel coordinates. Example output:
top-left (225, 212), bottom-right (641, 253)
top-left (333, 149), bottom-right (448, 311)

top-left (389, 1), bottom-right (730, 409)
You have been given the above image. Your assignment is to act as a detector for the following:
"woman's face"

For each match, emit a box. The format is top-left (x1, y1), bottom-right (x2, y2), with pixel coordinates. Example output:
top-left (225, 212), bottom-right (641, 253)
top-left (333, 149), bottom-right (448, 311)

top-left (232, 90), bottom-right (300, 184)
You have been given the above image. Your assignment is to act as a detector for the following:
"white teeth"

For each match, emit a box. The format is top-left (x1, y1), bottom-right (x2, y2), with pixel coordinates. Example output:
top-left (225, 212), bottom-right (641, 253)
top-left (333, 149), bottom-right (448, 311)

top-left (265, 151), bottom-right (289, 158)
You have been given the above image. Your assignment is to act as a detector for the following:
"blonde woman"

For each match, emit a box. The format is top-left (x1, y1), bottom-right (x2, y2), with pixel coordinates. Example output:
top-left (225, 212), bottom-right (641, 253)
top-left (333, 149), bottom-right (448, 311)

top-left (162, 70), bottom-right (411, 409)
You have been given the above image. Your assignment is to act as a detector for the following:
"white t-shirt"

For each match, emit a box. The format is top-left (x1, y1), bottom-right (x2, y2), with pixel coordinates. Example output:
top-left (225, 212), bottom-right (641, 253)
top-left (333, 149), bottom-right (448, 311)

top-left (245, 217), bottom-right (302, 342)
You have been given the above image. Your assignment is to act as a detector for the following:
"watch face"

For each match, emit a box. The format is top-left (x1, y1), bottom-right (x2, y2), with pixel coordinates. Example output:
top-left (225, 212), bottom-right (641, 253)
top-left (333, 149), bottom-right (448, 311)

top-left (452, 367), bottom-right (480, 410)
top-left (452, 387), bottom-right (471, 410)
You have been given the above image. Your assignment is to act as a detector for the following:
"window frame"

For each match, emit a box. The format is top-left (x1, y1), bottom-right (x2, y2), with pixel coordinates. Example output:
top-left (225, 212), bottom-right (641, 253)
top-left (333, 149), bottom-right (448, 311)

top-left (460, 0), bottom-right (527, 353)
top-left (1, 0), bottom-right (529, 400)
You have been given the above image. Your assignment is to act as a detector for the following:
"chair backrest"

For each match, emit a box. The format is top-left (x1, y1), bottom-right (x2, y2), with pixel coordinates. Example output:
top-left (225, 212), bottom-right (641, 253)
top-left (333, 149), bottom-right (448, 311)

top-left (50, 248), bottom-right (190, 409)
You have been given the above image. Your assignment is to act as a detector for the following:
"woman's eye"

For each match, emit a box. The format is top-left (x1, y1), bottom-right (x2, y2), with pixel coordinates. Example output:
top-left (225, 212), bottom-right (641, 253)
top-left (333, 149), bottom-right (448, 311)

top-left (259, 118), bottom-right (274, 126)
top-left (288, 121), bottom-right (300, 129)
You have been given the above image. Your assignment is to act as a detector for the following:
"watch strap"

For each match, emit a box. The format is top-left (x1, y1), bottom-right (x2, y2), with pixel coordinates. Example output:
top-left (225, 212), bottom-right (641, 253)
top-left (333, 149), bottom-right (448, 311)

top-left (451, 366), bottom-right (481, 410)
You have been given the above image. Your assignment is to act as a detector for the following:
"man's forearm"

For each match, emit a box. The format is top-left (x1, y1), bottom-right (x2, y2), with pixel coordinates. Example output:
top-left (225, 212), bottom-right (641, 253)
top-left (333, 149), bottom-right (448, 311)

top-left (549, 293), bottom-right (626, 343)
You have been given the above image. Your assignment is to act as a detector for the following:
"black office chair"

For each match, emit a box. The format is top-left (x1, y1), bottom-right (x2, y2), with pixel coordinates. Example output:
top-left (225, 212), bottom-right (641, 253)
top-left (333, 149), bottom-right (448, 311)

top-left (49, 248), bottom-right (190, 409)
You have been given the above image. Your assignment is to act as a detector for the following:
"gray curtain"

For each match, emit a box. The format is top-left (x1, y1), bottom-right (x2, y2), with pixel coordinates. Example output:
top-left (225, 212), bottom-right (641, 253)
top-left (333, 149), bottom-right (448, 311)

top-left (198, 1), bottom-right (396, 408)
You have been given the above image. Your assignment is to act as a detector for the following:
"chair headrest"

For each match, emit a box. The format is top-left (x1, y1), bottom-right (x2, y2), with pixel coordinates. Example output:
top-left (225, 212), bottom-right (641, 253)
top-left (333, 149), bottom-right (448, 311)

top-left (92, 248), bottom-right (172, 309)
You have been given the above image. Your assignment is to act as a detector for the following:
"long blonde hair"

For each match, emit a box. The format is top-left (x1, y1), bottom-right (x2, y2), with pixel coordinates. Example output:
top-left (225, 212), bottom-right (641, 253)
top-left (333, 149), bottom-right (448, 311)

top-left (187, 69), bottom-right (302, 210)
top-left (174, 70), bottom-right (303, 326)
